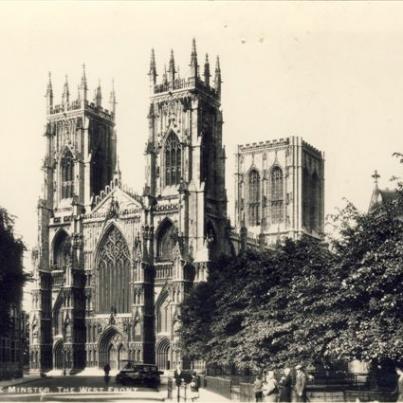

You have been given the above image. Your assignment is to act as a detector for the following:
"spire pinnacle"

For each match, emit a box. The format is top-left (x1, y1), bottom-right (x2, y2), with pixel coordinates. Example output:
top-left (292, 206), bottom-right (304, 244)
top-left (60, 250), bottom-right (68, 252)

top-left (168, 49), bottom-right (175, 72)
top-left (189, 38), bottom-right (199, 80)
top-left (46, 72), bottom-right (53, 94)
top-left (168, 50), bottom-right (176, 84)
top-left (214, 55), bottom-right (222, 98)
top-left (62, 75), bottom-right (70, 107)
top-left (204, 53), bottom-right (210, 87)
top-left (78, 63), bottom-right (88, 104)
top-left (109, 79), bottom-right (116, 116)
top-left (162, 64), bottom-right (168, 85)
top-left (95, 79), bottom-right (102, 107)
top-left (46, 72), bottom-right (53, 112)
top-left (80, 63), bottom-right (87, 90)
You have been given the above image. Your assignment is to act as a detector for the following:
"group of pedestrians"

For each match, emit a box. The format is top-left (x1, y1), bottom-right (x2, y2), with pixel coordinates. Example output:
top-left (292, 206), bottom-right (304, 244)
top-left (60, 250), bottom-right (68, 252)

top-left (254, 364), bottom-right (309, 402)
top-left (174, 364), bottom-right (201, 402)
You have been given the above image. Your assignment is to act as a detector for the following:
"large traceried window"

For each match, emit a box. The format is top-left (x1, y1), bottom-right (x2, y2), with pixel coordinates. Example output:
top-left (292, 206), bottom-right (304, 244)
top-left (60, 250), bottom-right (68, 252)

top-left (271, 166), bottom-right (284, 224)
top-left (248, 169), bottom-right (260, 226)
top-left (61, 150), bottom-right (74, 199)
top-left (164, 132), bottom-right (181, 186)
top-left (96, 226), bottom-right (130, 314)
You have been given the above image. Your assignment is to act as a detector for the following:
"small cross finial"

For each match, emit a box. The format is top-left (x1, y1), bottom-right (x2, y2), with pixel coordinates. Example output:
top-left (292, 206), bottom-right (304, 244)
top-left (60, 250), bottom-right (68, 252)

top-left (372, 170), bottom-right (380, 185)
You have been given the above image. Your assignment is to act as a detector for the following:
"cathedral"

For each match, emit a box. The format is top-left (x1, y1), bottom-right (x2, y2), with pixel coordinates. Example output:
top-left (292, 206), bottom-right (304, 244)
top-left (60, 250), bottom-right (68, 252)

top-left (29, 40), bottom-right (325, 374)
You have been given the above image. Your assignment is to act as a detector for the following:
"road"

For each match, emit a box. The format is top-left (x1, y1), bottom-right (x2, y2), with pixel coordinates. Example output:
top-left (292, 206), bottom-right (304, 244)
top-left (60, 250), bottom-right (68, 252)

top-left (0, 375), bottom-right (167, 402)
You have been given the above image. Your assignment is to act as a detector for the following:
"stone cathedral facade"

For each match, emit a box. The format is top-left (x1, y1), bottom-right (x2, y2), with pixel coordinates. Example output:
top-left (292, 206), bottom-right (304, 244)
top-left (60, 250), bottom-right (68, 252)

top-left (30, 40), bottom-right (232, 373)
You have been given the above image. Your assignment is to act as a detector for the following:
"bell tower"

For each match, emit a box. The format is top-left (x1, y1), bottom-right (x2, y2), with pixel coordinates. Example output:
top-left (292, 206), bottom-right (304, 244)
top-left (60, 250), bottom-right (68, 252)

top-left (146, 39), bottom-right (230, 267)
top-left (31, 67), bottom-right (118, 373)
top-left (43, 66), bottom-right (117, 217)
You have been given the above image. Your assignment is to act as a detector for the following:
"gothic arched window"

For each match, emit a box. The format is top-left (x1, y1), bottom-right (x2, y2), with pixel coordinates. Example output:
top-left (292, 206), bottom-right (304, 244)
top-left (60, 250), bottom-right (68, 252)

top-left (271, 166), bottom-right (284, 224)
top-left (157, 220), bottom-right (177, 261)
top-left (61, 150), bottom-right (74, 199)
top-left (248, 169), bottom-right (260, 226)
top-left (164, 132), bottom-right (181, 186)
top-left (157, 294), bottom-right (171, 334)
top-left (53, 231), bottom-right (70, 271)
top-left (96, 226), bottom-right (130, 314)
top-left (310, 173), bottom-right (320, 231)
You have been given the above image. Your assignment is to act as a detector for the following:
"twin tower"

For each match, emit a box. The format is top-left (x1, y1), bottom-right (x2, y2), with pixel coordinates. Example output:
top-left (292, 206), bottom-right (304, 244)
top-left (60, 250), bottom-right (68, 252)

top-left (30, 40), bottom-right (232, 373)
top-left (30, 39), bottom-right (324, 374)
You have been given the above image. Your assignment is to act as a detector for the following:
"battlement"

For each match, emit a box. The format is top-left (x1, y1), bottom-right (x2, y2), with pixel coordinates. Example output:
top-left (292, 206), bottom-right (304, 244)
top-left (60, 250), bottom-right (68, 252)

top-left (238, 136), bottom-right (324, 158)
top-left (49, 100), bottom-right (114, 120)
top-left (238, 137), bottom-right (290, 152)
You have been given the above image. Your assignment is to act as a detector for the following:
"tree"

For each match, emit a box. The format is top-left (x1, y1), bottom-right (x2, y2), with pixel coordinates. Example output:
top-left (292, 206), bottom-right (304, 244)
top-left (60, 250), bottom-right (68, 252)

top-left (0, 208), bottom-right (27, 336)
top-left (179, 181), bottom-right (403, 373)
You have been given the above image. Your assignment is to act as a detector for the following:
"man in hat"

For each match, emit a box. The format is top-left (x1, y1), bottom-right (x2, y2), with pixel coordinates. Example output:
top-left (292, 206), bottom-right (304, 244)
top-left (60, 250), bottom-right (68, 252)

top-left (292, 364), bottom-right (308, 402)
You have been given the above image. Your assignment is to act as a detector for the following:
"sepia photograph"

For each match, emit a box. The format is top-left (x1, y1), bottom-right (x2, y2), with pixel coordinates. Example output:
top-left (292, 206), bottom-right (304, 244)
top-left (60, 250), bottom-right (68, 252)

top-left (0, 1), bottom-right (402, 402)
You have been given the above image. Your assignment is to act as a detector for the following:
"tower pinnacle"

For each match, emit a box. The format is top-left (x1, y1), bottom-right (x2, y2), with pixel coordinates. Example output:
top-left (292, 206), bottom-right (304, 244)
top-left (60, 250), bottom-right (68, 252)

top-left (149, 49), bottom-right (157, 83)
top-left (168, 49), bottom-right (176, 84)
top-left (109, 79), bottom-right (116, 116)
top-left (46, 72), bottom-right (53, 112)
top-left (95, 80), bottom-right (102, 108)
top-left (189, 38), bottom-right (199, 82)
top-left (62, 75), bottom-right (70, 108)
top-left (204, 53), bottom-right (210, 87)
top-left (214, 56), bottom-right (222, 98)
top-left (79, 64), bottom-right (88, 105)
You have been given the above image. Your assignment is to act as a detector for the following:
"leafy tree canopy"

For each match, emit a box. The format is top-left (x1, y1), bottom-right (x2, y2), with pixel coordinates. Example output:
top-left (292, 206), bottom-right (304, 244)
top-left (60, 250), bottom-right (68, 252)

top-left (179, 184), bottom-right (403, 371)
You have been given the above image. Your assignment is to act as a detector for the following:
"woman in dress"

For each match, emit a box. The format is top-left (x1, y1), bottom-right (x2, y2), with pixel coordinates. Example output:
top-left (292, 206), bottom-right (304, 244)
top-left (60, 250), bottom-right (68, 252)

top-left (190, 371), bottom-right (200, 402)
top-left (263, 370), bottom-right (278, 402)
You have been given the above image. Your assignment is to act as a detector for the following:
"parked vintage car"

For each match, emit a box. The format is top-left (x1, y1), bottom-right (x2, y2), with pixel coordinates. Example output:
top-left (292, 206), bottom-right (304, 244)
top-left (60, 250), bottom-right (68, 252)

top-left (115, 362), bottom-right (163, 387)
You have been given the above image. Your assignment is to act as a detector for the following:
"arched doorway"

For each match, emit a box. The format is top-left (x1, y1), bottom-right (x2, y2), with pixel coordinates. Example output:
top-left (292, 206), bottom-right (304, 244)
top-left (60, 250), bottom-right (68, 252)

top-left (156, 338), bottom-right (170, 370)
top-left (117, 344), bottom-right (128, 369)
top-left (54, 340), bottom-right (64, 369)
top-left (99, 327), bottom-right (127, 370)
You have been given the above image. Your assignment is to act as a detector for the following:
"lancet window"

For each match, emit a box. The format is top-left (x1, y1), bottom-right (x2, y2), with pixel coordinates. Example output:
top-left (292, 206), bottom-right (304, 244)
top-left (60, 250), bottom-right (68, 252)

top-left (271, 166), bottom-right (284, 224)
top-left (164, 132), bottom-right (181, 186)
top-left (61, 150), bottom-right (74, 199)
top-left (248, 169), bottom-right (260, 226)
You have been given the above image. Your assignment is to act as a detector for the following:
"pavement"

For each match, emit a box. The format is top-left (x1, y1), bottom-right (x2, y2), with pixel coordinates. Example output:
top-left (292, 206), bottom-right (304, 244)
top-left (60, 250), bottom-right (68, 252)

top-left (0, 374), bottom-right (230, 402)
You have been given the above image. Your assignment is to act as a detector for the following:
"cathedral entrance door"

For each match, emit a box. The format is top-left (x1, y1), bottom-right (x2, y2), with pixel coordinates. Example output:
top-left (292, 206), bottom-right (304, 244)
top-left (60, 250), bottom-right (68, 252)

top-left (117, 344), bottom-right (128, 370)
top-left (54, 341), bottom-right (64, 369)
top-left (156, 338), bottom-right (170, 370)
top-left (108, 344), bottom-right (117, 370)
top-left (99, 327), bottom-right (126, 369)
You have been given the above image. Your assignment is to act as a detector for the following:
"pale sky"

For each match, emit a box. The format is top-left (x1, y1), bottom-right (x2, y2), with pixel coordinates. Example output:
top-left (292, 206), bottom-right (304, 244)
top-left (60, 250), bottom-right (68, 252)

top-left (1, 2), bottom-right (402, 308)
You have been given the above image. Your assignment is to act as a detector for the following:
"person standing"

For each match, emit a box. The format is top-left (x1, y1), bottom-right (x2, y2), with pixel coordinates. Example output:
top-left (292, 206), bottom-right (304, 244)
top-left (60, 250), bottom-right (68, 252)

top-left (292, 365), bottom-right (307, 402)
top-left (190, 371), bottom-right (200, 401)
top-left (255, 373), bottom-right (264, 402)
top-left (278, 368), bottom-right (292, 402)
top-left (263, 370), bottom-right (278, 402)
top-left (394, 367), bottom-right (403, 402)
top-left (174, 364), bottom-right (184, 402)
top-left (103, 363), bottom-right (111, 385)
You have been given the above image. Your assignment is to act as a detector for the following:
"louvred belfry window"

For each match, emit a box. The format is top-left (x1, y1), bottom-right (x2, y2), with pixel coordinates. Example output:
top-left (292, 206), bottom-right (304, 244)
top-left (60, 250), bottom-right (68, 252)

top-left (164, 132), bottom-right (181, 186)
top-left (271, 166), bottom-right (284, 224)
top-left (61, 150), bottom-right (74, 199)
top-left (248, 169), bottom-right (260, 226)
